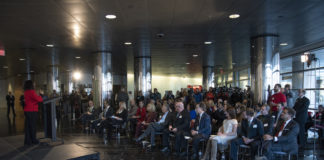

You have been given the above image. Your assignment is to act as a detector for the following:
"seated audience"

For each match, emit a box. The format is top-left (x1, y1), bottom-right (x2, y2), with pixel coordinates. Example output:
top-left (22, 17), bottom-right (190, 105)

top-left (101, 101), bottom-right (128, 139)
top-left (161, 101), bottom-right (190, 157)
top-left (135, 103), bottom-right (157, 138)
top-left (135, 104), bottom-right (174, 149)
top-left (257, 105), bottom-right (274, 135)
top-left (202, 107), bottom-right (238, 160)
top-left (190, 103), bottom-right (211, 159)
top-left (79, 100), bottom-right (99, 129)
top-left (130, 100), bottom-right (146, 136)
top-left (212, 99), bottom-right (227, 133)
top-left (262, 107), bottom-right (299, 160)
top-left (230, 108), bottom-right (264, 160)
top-left (127, 99), bottom-right (138, 135)
top-left (91, 100), bottom-right (114, 133)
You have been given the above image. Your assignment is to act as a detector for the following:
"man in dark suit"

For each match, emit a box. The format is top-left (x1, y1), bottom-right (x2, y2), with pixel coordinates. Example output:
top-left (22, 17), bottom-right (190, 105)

top-left (293, 89), bottom-right (310, 150)
top-left (92, 100), bottom-right (114, 132)
top-left (6, 91), bottom-right (16, 116)
top-left (230, 108), bottom-right (264, 160)
top-left (262, 107), bottom-right (299, 160)
top-left (257, 105), bottom-right (274, 135)
top-left (161, 101), bottom-right (190, 156)
top-left (190, 102), bottom-right (211, 159)
top-left (135, 104), bottom-right (174, 149)
top-left (212, 99), bottom-right (226, 133)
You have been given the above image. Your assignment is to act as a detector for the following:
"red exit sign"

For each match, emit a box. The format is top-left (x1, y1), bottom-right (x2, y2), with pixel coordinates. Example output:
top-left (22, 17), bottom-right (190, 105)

top-left (0, 49), bottom-right (5, 56)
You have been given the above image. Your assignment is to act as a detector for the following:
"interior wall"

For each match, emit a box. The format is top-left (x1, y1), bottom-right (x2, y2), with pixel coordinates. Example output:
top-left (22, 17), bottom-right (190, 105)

top-left (127, 73), bottom-right (202, 98)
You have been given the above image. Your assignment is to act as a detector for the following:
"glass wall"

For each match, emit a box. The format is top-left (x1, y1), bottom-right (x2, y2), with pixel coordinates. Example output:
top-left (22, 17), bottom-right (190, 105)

top-left (280, 47), bottom-right (324, 109)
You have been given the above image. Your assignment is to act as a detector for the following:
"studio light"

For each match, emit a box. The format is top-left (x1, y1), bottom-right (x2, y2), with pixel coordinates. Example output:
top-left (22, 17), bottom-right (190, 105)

top-left (73, 71), bottom-right (82, 80)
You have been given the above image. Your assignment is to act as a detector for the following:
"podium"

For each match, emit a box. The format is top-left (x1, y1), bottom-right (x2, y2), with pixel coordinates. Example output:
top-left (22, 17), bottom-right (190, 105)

top-left (42, 97), bottom-right (62, 142)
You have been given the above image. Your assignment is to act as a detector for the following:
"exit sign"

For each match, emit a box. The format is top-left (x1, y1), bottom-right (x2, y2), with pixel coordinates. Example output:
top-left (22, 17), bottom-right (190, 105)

top-left (0, 49), bottom-right (4, 56)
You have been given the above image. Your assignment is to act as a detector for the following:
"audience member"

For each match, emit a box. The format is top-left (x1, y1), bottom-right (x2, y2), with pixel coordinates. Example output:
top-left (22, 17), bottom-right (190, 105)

top-left (230, 108), bottom-right (264, 160)
top-left (202, 107), bottom-right (237, 160)
top-left (293, 89), bottom-right (310, 151)
top-left (135, 103), bottom-right (157, 138)
top-left (190, 103), bottom-right (211, 159)
top-left (262, 107), bottom-right (299, 160)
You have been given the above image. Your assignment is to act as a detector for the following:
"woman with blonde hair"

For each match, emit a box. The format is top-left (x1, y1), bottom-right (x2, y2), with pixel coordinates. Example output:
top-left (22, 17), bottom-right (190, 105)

top-left (135, 103), bottom-right (157, 137)
top-left (202, 107), bottom-right (238, 160)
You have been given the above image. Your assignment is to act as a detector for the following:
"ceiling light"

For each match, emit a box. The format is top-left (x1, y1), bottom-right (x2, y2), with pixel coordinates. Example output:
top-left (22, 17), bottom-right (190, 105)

top-left (192, 54), bottom-right (198, 57)
top-left (280, 42), bottom-right (288, 46)
top-left (105, 14), bottom-right (116, 19)
top-left (186, 62), bottom-right (190, 65)
top-left (73, 71), bottom-right (82, 80)
top-left (19, 58), bottom-right (25, 61)
top-left (75, 56), bottom-right (81, 59)
top-left (3, 66), bottom-right (8, 69)
top-left (204, 41), bottom-right (212, 45)
top-left (124, 42), bottom-right (132, 45)
top-left (46, 44), bottom-right (54, 47)
top-left (30, 70), bottom-right (34, 73)
top-left (229, 14), bottom-right (240, 19)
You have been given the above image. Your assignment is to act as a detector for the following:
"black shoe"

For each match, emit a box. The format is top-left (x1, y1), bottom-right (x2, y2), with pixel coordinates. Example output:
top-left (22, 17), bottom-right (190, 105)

top-left (161, 147), bottom-right (170, 153)
top-left (191, 153), bottom-right (198, 160)
top-left (173, 152), bottom-right (180, 157)
top-left (179, 151), bottom-right (187, 157)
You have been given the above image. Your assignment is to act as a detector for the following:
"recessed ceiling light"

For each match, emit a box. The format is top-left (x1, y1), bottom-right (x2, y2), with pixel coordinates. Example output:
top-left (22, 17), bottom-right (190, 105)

top-left (3, 66), bottom-right (8, 69)
top-left (19, 58), bottom-right (25, 61)
top-left (105, 14), bottom-right (116, 19)
top-left (124, 42), bottom-right (132, 45)
top-left (204, 41), bottom-right (212, 45)
top-left (186, 62), bottom-right (190, 65)
top-left (229, 14), bottom-right (240, 19)
top-left (280, 42), bottom-right (288, 46)
top-left (75, 56), bottom-right (81, 59)
top-left (30, 70), bottom-right (34, 73)
top-left (46, 44), bottom-right (54, 47)
top-left (193, 54), bottom-right (198, 57)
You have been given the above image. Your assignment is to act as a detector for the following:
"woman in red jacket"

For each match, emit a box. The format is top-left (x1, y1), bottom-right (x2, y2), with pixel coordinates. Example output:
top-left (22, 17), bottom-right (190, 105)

top-left (24, 80), bottom-right (43, 145)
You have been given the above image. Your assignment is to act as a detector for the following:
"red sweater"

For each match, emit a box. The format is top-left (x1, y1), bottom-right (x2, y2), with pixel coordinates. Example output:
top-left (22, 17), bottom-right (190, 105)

top-left (136, 107), bottom-right (147, 122)
top-left (24, 90), bottom-right (43, 112)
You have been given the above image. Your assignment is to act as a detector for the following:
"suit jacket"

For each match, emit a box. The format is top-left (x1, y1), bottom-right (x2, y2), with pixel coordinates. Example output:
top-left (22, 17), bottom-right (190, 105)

top-left (104, 106), bottom-right (114, 118)
top-left (6, 95), bottom-right (15, 105)
top-left (257, 114), bottom-right (274, 135)
top-left (293, 96), bottom-right (310, 123)
top-left (172, 110), bottom-right (191, 132)
top-left (160, 111), bottom-right (175, 129)
top-left (272, 119), bottom-right (299, 154)
top-left (192, 112), bottom-right (211, 138)
top-left (212, 109), bottom-right (226, 128)
top-left (239, 118), bottom-right (264, 140)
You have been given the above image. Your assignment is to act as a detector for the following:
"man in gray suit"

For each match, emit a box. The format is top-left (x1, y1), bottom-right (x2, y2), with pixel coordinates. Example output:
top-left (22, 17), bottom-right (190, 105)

top-left (135, 104), bottom-right (173, 150)
top-left (262, 107), bottom-right (299, 160)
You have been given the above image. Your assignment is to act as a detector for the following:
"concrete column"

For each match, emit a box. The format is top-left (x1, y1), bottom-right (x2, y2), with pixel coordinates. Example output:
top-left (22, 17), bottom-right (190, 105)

top-left (94, 51), bottom-right (113, 107)
top-left (202, 66), bottom-right (215, 89)
top-left (250, 35), bottom-right (279, 104)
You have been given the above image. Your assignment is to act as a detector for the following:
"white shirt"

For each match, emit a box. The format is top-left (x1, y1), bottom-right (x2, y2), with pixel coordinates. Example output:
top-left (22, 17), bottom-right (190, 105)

top-left (274, 118), bottom-right (292, 141)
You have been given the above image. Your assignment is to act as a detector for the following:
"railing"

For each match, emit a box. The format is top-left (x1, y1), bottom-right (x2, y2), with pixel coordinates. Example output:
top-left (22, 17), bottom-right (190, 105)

top-left (42, 96), bottom-right (62, 142)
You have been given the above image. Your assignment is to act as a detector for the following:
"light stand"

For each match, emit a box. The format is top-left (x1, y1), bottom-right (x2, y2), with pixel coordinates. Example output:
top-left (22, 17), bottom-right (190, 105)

top-left (301, 52), bottom-right (319, 160)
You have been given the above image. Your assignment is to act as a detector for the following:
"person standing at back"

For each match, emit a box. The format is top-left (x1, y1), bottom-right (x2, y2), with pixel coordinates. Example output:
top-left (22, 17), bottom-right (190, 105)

top-left (23, 80), bottom-right (43, 146)
top-left (293, 89), bottom-right (310, 152)
top-left (6, 91), bottom-right (16, 116)
top-left (283, 84), bottom-right (294, 108)
top-left (269, 84), bottom-right (287, 122)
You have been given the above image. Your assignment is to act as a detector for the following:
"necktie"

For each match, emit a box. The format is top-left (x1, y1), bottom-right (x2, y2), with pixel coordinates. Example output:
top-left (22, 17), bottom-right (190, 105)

top-left (275, 121), bottom-right (286, 137)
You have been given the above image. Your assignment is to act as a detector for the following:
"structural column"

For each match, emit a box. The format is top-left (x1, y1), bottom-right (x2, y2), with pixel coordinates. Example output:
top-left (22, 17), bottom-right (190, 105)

top-left (250, 35), bottom-right (279, 104)
top-left (202, 66), bottom-right (215, 89)
top-left (94, 51), bottom-right (113, 107)
top-left (48, 49), bottom-right (60, 93)
top-left (292, 56), bottom-right (304, 89)
top-left (134, 56), bottom-right (151, 97)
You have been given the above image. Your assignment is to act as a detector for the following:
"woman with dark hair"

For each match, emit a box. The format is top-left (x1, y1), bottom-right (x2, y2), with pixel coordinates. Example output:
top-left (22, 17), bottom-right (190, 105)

top-left (202, 107), bottom-right (238, 160)
top-left (23, 80), bottom-right (43, 145)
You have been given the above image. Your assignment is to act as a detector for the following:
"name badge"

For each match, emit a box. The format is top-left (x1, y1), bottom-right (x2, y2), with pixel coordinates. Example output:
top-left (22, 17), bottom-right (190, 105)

top-left (272, 115), bottom-right (275, 118)
top-left (253, 124), bottom-right (257, 128)
top-left (264, 123), bottom-right (268, 127)
top-left (196, 126), bottom-right (199, 130)
top-left (179, 115), bottom-right (182, 118)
